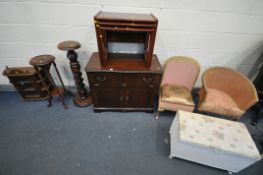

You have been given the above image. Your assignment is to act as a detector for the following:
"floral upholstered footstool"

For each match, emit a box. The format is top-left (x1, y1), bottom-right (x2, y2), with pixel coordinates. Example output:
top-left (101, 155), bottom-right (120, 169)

top-left (169, 110), bottom-right (261, 173)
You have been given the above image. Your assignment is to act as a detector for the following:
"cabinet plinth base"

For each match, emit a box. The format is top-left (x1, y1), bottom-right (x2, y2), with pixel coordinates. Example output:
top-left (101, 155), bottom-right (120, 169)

top-left (94, 107), bottom-right (154, 113)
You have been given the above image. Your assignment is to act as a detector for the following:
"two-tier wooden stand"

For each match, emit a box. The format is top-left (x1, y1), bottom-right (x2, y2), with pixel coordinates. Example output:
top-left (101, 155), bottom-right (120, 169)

top-left (29, 55), bottom-right (67, 108)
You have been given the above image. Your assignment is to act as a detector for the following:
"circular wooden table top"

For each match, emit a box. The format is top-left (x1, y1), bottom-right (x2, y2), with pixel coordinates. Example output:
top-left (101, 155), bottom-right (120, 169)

top-left (57, 40), bottom-right (81, 51)
top-left (29, 55), bottom-right (55, 67)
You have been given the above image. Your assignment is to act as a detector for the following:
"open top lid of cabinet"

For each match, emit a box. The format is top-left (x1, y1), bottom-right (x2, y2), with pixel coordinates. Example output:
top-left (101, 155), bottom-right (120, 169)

top-left (94, 11), bottom-right (158, 23)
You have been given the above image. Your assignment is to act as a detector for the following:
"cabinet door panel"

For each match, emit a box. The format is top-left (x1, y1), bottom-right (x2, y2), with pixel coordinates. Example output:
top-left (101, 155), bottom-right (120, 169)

top-left (125, 87), bottom-right (155, 108)
top-left (92, 87), bottom-right (123, 108)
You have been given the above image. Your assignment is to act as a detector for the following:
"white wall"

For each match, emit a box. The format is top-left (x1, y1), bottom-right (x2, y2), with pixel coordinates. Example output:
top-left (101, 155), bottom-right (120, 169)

top-left (1, 0), bottom-right (263, 88)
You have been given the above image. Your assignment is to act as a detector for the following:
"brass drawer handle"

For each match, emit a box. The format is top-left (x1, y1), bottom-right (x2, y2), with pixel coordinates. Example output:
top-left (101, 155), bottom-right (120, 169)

top-left (94, 84), bottom-right (100, 87)
top-left (120, 96), bottom-right (123, 101)
top-left (96, 76), bottom-right (106, 81)
top-left (122, 83), bottom-right (127, 87)
top-left (149, 84), bottom-right (155, 88)
top-left (142, 77), bottom-right (152, 83)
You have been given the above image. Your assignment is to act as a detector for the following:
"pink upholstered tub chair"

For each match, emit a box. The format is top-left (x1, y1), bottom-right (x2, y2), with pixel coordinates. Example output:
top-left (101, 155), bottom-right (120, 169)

top-left (156, 56), bottom-right (200, 119)
top-left (198, 67), bottom-right (258, 120)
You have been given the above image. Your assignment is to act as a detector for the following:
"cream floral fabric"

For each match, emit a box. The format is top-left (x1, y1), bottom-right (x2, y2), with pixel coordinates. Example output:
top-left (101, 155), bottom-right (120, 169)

top-left (177, 111), bottom-right (261, 160)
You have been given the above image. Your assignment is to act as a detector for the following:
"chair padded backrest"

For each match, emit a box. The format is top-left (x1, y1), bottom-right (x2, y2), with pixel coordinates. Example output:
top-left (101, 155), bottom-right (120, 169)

top-left (161, 56), bottom-right (200, 90)
top-left (202, 67), bottom-right (258, 110)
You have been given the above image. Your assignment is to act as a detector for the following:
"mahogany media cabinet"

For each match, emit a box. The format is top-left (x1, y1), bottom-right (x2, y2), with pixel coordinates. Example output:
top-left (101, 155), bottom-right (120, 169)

top-left (87, 12), bottom-right (161, 112)
top-left (85, 52), bottom-right (162, 112)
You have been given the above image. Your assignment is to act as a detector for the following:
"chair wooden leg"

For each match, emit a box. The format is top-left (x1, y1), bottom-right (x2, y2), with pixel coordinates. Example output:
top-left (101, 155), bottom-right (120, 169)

top-left (155, 110), bottom-right (160, 120)
top-left (155, 109), bottom-right (163, 120)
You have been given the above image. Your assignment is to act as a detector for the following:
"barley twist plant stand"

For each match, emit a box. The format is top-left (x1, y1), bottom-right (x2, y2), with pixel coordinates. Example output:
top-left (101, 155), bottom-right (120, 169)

top-left (58, 40), bottom-right (92, 107)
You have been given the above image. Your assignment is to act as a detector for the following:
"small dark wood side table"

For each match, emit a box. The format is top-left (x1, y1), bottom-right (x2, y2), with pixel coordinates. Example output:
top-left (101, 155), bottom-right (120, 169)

top-left (29, 54), bottom-right (67, 108)
top-left (57, 40), bottom-right (92, 107)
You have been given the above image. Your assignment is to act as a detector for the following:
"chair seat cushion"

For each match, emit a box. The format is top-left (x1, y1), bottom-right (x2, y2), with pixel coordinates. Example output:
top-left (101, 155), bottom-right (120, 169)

top-left (161, 84), bottom-right (194, 106)
top-left (198, 88), bottom-right (244, 119)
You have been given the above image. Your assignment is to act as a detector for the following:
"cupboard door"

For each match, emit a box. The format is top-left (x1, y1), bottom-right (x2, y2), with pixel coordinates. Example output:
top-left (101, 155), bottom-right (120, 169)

top-left (124, 87), bottom-right (155, 108)
top-left (92, 87), bottom-right (123, 108)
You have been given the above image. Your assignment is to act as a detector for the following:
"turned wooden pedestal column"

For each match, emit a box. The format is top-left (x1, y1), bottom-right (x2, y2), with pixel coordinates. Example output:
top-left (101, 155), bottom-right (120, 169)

top-left (58, 40), bottom-right (92, 107)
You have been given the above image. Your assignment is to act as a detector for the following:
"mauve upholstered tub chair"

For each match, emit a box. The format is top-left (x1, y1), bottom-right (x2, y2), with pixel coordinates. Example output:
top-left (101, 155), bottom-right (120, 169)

top-left (198, 67), bottom-right (258, 120)
top-left (156, 56), bottom-right (200, 119)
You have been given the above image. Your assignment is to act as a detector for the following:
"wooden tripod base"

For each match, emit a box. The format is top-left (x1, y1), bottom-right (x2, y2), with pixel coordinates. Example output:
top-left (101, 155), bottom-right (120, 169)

top-left (73, 93), bottom-right (92, 107)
